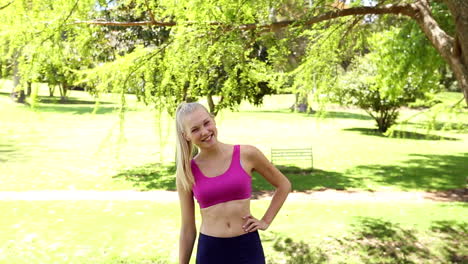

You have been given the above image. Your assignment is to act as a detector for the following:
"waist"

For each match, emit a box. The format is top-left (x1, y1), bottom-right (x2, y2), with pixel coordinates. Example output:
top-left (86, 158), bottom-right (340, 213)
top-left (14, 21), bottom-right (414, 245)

top-left (200, 198), bottom-right (251, 238)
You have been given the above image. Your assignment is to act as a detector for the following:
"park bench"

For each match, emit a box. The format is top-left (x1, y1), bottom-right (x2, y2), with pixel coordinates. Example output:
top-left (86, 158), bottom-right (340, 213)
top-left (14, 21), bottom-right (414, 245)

top-left (270, 147), bottom-right (313, 168)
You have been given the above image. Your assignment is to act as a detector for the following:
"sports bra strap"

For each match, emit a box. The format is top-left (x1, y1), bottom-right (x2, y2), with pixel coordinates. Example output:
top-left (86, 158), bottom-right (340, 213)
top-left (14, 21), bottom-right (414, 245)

top-left (233, 145), bottom-right (240, 165)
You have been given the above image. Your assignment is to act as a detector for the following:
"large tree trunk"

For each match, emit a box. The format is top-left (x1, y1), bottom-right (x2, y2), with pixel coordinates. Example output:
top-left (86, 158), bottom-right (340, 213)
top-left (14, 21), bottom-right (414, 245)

top-left (443, 0), bottom-right (468, 105)
top-left (59, 82), bottom-right (69, 102)
top-left (10, 55), bottom-right (25, 103)
top-left (26, 81), bottom-right (32, 96)
top-left (207, 94), bottom-right (216, 115)
top-left (48, 84), bottom-right (55, 97)
top-left (414, 0), bottom-right (468, 105)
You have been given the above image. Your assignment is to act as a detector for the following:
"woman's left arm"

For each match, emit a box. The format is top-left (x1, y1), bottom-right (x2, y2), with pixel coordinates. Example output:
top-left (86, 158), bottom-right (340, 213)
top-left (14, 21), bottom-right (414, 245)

top-left (242, 145), bottom-right (291, 233)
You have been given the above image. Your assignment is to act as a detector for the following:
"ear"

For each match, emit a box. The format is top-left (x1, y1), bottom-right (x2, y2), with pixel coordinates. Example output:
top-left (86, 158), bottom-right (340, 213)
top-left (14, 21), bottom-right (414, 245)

top-left (182, 132), bottom-right (191, 142)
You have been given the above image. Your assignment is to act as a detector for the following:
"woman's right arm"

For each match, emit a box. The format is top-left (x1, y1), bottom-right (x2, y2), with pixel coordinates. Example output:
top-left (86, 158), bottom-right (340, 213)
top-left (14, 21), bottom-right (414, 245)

top-left (178, 184), bottom-right (197, 264)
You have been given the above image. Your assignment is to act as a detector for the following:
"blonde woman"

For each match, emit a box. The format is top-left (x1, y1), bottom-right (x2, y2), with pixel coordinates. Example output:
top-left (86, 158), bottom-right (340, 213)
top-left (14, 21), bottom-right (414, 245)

top-left (176, 102), bottom-right (291, 264)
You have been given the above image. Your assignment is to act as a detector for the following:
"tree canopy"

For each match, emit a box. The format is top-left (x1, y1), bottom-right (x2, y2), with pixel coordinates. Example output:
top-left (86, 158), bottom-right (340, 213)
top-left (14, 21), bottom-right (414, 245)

top-left (1, 0), bottom-right (467, 113)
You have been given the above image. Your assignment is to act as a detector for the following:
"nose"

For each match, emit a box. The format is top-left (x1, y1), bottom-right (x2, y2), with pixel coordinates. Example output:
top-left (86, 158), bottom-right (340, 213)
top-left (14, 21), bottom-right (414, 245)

top-left (200, 126), bottom-right (210, 136)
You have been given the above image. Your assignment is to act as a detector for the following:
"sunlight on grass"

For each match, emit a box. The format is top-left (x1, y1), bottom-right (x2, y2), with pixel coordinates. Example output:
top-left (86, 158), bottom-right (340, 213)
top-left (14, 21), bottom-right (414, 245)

top-left (0, 200), bottom-right (465, 264)
top-left (1, 84), bottom-right (467, 191)
top-left (1, 82), bottom-right (467, 263)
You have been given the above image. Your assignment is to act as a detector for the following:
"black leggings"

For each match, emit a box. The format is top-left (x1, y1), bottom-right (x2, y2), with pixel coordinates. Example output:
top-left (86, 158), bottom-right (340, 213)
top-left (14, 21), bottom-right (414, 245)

top-left (196, 231), bottom-right (266, 264)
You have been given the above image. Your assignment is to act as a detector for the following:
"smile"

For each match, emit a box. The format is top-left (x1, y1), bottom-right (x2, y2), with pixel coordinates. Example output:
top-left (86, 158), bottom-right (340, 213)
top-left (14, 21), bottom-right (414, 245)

top-left (202, 134), bottom-right (213, 142)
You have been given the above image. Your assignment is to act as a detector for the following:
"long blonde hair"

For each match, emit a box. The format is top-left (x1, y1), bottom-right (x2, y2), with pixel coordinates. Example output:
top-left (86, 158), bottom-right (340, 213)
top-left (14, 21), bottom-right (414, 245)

top-left (175, 102), bottom-right (209, 191)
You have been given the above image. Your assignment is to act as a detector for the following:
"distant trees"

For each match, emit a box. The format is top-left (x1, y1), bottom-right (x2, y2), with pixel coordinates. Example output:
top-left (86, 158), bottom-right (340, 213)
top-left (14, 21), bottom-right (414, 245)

top-left (0, 0), bottom-right (96, 102)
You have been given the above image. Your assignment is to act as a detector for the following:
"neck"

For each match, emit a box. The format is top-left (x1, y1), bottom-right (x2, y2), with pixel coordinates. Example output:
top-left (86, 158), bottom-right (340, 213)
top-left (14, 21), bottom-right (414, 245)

top-left (198, 142), bottom-right (226, 159)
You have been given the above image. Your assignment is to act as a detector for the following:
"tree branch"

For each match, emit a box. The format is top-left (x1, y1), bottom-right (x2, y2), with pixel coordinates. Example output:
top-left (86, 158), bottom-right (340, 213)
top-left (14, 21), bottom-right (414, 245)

top-left (75, 4), bottom-right (418, 30)
top-left (144, 0), bottom-right (156, 24)
top-left (0, 0), bottom-right (13, 10)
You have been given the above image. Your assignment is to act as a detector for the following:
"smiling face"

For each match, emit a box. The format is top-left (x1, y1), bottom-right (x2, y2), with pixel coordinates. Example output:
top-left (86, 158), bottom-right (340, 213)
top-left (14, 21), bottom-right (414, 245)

top-left (183, 107), bottom-right (218, 148)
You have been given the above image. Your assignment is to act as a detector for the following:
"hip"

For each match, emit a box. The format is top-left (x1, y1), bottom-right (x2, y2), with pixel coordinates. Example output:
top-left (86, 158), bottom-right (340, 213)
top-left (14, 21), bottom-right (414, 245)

top-left (196, 231), bottom-right (265, 264)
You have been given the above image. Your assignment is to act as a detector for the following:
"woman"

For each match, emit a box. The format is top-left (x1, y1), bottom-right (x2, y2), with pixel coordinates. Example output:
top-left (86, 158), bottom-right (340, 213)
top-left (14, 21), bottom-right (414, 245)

top-left (176, 102), bottom-right (291, 264)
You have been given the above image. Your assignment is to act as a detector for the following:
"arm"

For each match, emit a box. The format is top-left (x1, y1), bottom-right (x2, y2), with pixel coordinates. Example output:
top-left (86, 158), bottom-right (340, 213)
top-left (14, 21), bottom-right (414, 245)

top-left (177, 182), bottom-right (197, 264)
top-left (242, 145), bottom-right (291, 232)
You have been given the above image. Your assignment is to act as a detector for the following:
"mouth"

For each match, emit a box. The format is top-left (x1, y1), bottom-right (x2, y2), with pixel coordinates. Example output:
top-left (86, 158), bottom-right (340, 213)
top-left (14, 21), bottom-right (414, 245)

top-left (201, 134), bottom-right (214, 142)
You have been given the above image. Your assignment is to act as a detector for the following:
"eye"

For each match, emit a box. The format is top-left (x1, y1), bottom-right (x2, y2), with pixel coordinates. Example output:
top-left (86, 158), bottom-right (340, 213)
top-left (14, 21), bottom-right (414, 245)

top-left (204, 121), bottom-right (210, 126)
top-left (192, 128), bottom-right (199, 132)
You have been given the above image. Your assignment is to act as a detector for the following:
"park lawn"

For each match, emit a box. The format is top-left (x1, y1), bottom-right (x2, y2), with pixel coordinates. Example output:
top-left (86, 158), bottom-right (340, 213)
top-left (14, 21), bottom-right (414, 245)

top-left (1, 82), bottom-right (467, 191)
top-left (0, 200), bottom-right (465, 264)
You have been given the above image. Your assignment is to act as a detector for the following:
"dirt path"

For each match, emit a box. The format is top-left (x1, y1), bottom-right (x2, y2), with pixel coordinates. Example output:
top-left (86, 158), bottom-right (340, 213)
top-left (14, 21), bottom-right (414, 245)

top-left (253, 188), bottom-right (467, 202)
top-left (0, 189), bottom-right (465, 202)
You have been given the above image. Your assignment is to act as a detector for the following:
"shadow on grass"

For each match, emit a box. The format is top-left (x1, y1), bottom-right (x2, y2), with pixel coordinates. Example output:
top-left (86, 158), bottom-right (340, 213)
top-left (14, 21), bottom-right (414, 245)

top-left (344, 128), bottom-right (460, 141)
top-left (0, 91), bottom-right (14, 97)
top-left (0, 139), bottom-right (32, 162)
top-left (36, 96), bottom-right (114, 105)
top-left (409, 121), bottom-right (468, 132)
top-left (105, 256), bottom-right (168, 264)
top-left (0, 92), bottom-right (124, 115)
top-left (430, 220), bottom-right (468, 263)
top-left (241, 109), bottom-right (293, 114)
top-left (252, 165), bottom-right (364, 194)
top-left (0, 143), bottom-right (18, 162)
top-left (348, 153), bottom-right (468, 191)
top-left (114, 162), bottom-right (363, 193)
top-left (270, 217), bottom-right (467, 264)
top-left (34, 104), bottom-right (118, 115)
top-left (240, 110), bottom-right (372, 121)
top-left (316, 111), bottom-right (373, 120)
top-left (113, 163), bottom-right (176, 191)
top-left (114, 153), bottom-right (467, 193)
top-left (0, 91), bottom-right (114, 105)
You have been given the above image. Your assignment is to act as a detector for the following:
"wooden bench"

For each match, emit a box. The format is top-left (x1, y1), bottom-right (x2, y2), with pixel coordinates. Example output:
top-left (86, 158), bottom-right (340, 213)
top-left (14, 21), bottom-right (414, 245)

top-left (270, 147), bottom-right (313, 168)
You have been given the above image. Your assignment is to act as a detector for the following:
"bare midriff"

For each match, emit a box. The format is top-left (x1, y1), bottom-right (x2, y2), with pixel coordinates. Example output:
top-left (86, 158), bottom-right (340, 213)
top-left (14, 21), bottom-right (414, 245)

top-left (199, 198), bottom-right (251, 238)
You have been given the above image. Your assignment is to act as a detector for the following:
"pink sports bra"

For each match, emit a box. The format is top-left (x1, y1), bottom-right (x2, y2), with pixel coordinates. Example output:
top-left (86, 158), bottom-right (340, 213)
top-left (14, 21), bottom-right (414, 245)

top-left (191, 145), bottom-right (252, 208)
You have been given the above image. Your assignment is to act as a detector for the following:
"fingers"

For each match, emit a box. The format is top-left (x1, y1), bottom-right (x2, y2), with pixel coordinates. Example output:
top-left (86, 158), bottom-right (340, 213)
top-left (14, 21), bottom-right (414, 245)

top-left (243, 218), bottom-right (257, 232)
top-left (244, 221), bottom-right (260, 233)
top-left (242, 215), bottom-right (268, 233)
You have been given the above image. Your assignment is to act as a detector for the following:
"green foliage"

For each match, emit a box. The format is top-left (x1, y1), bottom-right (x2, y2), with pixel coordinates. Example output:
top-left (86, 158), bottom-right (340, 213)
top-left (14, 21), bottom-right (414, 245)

top-left (331, 22), bottom-right (447, 132)
top-left (273, 237), bottom-right (328, 264)
top-left (407, 93), bottom-right (443, 109)
top-left (0, 0), bottom-right (97, 96)
top-left (421, 100), bottom-right (468, 133)
top-left (369, 25), bottom-right (444, 101)
top-left (0, 0), bottom-right (462, 115)
top-left (270, 218), bottom-right (467, 264)
top-left (336, 55), bottom-right (402, 132)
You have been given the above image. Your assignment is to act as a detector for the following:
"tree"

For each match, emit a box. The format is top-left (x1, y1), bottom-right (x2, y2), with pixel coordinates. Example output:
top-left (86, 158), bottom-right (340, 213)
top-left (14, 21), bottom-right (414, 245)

top-left (0, 0), bottom-right (96, 102)
top-left (77, 0), bottom-right (468, 107)
top-left (337, 54), bottom-right (426, 132)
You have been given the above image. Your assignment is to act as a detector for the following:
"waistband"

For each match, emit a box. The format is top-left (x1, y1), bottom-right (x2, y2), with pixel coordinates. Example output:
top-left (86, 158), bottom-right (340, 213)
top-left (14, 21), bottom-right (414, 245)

top-left (199, 230), bottom-right (260, 241)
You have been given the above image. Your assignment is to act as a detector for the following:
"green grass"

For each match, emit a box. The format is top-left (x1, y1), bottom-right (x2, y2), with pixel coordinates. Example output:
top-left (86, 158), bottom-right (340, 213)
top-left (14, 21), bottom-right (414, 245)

top-left (1, 81), bottom-right (467, 263)
top-left (0, 200), bottom-right (465, 264)
top-left (1, 82), bottom-right (467, 192)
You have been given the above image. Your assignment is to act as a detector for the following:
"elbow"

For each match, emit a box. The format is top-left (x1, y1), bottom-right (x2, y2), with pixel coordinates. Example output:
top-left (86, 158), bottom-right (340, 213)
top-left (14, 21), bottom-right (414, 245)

top-left (180, 226), bottom-right (197, 242)
top-left (280, 178), bottom-right (292, 194)
top-left (285, 179), bottom-right (292, 193)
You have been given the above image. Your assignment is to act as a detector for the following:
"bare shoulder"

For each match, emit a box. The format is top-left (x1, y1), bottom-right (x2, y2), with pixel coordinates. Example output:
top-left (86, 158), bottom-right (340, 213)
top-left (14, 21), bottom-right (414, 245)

top-left (239, 144), bottom-right (264, 159)
top-left (239, 144), bottom-right (270, 171)
top-left (240, 145), bottom-right (289, 189)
